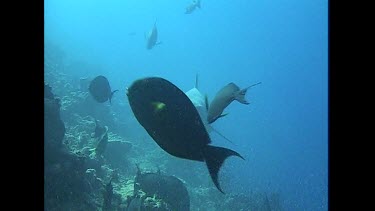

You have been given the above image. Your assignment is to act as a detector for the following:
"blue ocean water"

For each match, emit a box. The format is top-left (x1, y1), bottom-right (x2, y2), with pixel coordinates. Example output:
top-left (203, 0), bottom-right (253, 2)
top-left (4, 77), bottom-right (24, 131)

top-left (45, 0), bottom-right (328, 210)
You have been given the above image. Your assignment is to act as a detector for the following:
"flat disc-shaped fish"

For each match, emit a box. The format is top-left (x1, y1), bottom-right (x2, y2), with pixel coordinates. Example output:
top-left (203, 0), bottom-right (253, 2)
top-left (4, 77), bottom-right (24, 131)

top-left (127, 77), bottom-right (244, 193)
top-left (89, 75), bottom-right (118, 103)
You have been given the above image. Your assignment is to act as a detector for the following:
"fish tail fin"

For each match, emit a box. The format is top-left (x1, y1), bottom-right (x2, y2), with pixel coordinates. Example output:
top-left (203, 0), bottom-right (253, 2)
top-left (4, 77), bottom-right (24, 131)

top-left (235, 88), bottom-right (250, 104)
top-left (235, 82), bottom-right (261, 104)
top-left (109, 90), bottom-right (119, 104)
top-left (204, 145), bottom-right (244, 193)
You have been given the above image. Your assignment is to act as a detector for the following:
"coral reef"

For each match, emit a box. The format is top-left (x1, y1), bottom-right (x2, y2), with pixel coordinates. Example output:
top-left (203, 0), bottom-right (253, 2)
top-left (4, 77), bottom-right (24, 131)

top-left (44, 43), bottom-right (285, 211)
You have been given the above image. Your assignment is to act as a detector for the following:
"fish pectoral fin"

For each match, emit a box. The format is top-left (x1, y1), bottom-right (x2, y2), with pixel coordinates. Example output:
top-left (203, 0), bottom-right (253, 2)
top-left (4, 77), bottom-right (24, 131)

top-left (204, 145), bottom-right (244, 194)
top-left (218, 113), bottom-right (228, 119)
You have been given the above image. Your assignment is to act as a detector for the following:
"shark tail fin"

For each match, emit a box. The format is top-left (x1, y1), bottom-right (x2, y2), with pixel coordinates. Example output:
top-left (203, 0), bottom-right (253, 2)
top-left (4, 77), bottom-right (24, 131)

top-left (204, 145), bottom-right (244, 193)
top-left (235, 88), bottom-right (250, 104)
top-left (109, 90), bottom-right (119, 104)
top-left (235, 82), bottom-right (261, 105)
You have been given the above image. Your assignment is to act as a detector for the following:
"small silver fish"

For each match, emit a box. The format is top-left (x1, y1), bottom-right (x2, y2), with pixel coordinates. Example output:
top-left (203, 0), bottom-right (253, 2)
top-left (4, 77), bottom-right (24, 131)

top-left (146, 22), bottom-right (162, 50)
top-left (185, 0), bottom-right (201, 14)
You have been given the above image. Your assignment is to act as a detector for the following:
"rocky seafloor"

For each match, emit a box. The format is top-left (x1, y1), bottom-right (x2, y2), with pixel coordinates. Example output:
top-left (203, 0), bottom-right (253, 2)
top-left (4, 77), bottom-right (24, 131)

top-left (44, 46), bottom-right (284, 211)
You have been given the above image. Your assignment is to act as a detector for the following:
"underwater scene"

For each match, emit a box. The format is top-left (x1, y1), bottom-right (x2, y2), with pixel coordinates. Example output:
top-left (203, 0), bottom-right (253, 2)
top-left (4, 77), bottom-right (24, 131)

top-left (44, 0), bottom-right (328, 210)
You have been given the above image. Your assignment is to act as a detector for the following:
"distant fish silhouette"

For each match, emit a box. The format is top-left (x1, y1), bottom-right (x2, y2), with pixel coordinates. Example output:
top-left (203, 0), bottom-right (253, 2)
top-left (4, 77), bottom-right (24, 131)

top-left (134, 167), bottom-right (190, 211)
top-left (145, 21), bottom-right (162, 50)
top-left (88, 75), bottom-right (118, 104)
top-left (185, 0), bottom-right (201, 14)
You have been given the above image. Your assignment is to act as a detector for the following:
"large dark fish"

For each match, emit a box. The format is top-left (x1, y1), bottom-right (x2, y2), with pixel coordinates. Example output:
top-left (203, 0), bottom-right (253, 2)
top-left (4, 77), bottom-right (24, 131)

top-left (88, 75), bottom-right (118, 103)
top-left (146, 22), bottom-right (161, 50)
top-left (126, 77), bottom-right (244, 193)
top-left (134, 167), bottom-right (190, 211)
top-left (185, 0), bottom-right (201, 14)
top-left (207, 82), bottom-right (261, 124)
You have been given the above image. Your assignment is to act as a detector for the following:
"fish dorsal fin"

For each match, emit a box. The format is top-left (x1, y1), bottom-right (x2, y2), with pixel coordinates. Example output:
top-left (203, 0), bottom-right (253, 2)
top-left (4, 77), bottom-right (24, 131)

top-left (195, 74), bottom-right (199, 89)
top-left (154, 19), bottom-right (157, 28)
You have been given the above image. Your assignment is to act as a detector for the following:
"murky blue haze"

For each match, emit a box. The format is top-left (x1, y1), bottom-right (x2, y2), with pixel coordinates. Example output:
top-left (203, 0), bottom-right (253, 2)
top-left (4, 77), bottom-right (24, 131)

top-left (45, 0), bottom-right (328, 210)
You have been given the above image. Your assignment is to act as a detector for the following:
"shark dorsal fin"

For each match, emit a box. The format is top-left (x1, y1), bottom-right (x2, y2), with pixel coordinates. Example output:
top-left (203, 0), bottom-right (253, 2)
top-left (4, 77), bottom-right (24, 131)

top-left (195, 74), bottom-right (199, 89)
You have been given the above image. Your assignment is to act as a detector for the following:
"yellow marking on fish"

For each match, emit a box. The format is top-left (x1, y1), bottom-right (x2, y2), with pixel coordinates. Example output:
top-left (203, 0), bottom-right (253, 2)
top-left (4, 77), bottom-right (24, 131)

top-left (152, 101), bottom-right (166, 112)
